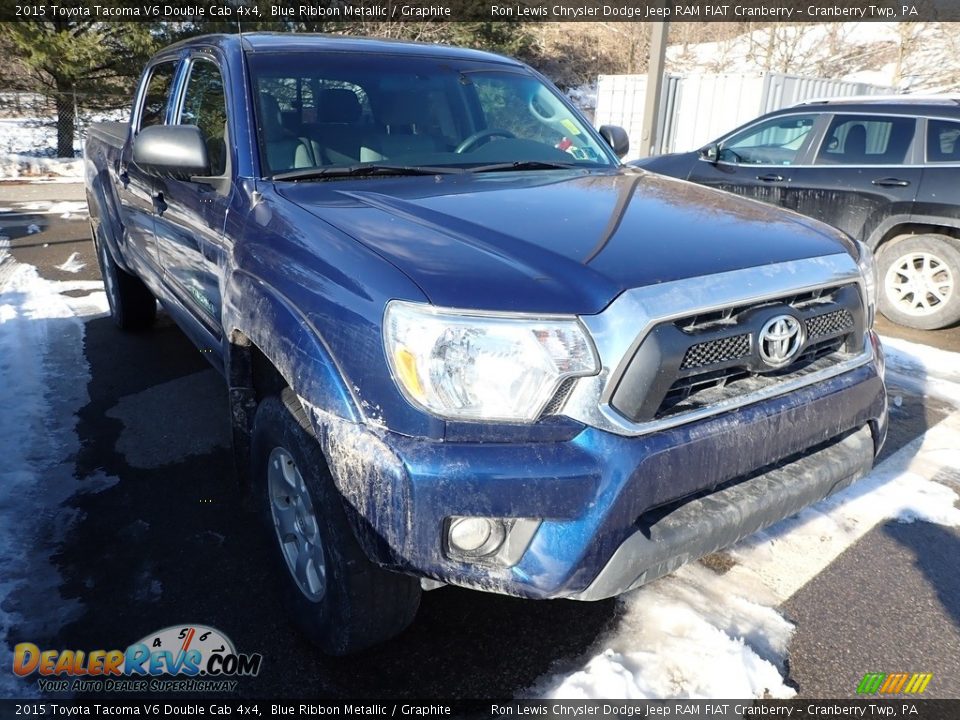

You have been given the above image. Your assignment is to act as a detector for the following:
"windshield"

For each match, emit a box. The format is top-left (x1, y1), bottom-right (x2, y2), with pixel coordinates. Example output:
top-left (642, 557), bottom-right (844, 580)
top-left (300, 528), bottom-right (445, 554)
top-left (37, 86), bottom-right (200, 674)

top-left (248, 51), bottom-right (615, 178)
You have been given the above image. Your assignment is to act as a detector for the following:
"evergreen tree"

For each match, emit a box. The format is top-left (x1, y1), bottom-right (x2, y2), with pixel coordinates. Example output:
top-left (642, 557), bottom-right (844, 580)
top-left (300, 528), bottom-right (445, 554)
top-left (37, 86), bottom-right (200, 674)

top-left (0, 20), bottom-right (163, 157)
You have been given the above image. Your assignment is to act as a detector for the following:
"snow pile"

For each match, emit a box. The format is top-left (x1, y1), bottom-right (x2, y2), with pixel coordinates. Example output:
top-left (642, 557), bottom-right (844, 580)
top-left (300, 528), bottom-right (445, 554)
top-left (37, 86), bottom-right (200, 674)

top-left (0, 118), bottom-right (66, 158)
top-left (536, 565), bottom-right (795, 699)
top-left (882, 334), bottom-right (960, 406)
top-left (0, 246), bottom-right (109, 697)
top-left (533, 338), bottom-right (960, 700)
top-left (0, 154), bottom-right (83, 181)
top-left (0, 116), bottom-right (84, 180)
top-left (0, 109), bottom-right (124, 180)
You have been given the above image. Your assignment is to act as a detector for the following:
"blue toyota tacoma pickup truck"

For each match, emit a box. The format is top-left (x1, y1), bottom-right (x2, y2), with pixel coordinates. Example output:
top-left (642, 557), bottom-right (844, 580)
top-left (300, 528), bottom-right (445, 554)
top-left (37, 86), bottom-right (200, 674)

top-left (85, 33), bottom-right (888, 654)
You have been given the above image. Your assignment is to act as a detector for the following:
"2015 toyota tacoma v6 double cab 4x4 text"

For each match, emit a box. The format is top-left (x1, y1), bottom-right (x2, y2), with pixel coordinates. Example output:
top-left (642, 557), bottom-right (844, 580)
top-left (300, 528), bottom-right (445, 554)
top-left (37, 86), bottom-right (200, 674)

top-left (85, 33), bottom-right (888, 654)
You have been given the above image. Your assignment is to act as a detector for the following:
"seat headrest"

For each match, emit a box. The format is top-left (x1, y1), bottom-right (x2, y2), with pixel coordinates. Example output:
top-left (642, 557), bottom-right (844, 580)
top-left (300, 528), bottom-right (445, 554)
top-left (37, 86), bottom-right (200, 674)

top-left (318, 89), bottom-right (362, 123)
top-left (378, 93), bottom-right (429, 129)
top-left (844, 125), bottom-right (867, 157)
top-left (258, 93), bottom-right (284, 139)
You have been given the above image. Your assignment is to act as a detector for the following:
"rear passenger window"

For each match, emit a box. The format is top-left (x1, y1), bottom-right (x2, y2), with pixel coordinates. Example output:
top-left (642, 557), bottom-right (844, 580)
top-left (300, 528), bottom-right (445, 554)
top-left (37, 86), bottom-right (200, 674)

top-left (816, 115), bottom-right (915, 165)
top-left (137, 62), bottom-right (177, 131)
top-left (926, 119), bottom-right (960, 162)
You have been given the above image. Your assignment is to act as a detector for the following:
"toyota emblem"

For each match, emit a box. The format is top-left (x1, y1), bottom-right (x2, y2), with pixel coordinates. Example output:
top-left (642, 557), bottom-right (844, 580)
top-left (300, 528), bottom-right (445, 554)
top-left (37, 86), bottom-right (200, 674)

top-left (758, 315), bottom-right (804, 368)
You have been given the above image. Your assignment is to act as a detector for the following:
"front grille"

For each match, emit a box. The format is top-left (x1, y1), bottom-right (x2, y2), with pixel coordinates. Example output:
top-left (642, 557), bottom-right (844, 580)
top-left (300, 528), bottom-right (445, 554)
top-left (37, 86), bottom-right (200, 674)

top-left (659, 338), bottom-right (844, 418)
top-left (806, 309), bottom-right (854, 339)
top-left (680, 333), bottom-right (751, 370)
top-left (610, 284), bottom-right (865, 424)
top-left (676, 286), bottom-right (841, 334)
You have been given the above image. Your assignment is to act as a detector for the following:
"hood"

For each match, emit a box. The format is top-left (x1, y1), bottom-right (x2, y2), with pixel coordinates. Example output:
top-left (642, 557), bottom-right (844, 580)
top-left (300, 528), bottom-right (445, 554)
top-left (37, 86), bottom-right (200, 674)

top-left (278, 168), bottom-right (852, 315)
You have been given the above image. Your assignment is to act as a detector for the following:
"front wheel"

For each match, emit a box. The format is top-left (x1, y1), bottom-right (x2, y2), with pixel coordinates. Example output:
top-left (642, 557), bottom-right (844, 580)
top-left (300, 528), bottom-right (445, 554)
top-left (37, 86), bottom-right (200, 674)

top-left (251, 388), bottom-right (420, 655)
top-left (877, 234), bottom-right (960, 330)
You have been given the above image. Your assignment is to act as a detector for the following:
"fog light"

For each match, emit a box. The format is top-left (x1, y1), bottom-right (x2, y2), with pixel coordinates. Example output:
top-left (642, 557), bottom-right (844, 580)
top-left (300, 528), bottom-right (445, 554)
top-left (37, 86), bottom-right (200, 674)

top-left (445, 517), bottom-right (542, 567)
top-left (447, 517), bottom-right (506, 557)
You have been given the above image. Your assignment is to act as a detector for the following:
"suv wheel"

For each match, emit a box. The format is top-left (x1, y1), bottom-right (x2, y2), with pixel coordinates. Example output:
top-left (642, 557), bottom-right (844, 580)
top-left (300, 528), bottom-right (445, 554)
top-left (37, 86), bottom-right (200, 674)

top-left (92, 225), bottom-right (157, 331)
top-left (251, 388), bottom-right (421, 655)
top-left (877, 234), bottom-right (960, 330)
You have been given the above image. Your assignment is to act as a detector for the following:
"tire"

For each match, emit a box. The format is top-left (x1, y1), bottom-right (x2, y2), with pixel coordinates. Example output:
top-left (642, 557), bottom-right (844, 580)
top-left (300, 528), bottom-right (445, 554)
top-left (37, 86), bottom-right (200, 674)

top-left (877, 234), bottom-right (960, 331)
top-left (251, 388), bottom-right (421, 655)
top-left (92, 226), bottom-right (157, 331)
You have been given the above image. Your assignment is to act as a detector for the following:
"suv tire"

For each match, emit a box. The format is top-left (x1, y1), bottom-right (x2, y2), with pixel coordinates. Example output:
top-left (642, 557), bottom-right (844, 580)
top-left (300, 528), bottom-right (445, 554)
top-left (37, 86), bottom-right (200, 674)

top-left (92, 225), bottom-right (157, 331)
top-left (877, 234), bottom-right (960, 330)
top-left (251, 388), bottom-right (421, 655)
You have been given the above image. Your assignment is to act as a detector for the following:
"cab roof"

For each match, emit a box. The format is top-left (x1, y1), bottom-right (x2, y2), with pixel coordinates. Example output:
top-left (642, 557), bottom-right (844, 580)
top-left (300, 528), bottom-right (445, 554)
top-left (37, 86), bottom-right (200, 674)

top-left (161, 32), bottom-right (523, 67)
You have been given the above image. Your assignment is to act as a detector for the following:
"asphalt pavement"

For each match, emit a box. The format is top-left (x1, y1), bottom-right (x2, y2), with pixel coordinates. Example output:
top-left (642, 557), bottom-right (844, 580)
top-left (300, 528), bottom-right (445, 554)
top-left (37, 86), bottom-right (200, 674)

top-left (2, 182), bottom-right (958, 699)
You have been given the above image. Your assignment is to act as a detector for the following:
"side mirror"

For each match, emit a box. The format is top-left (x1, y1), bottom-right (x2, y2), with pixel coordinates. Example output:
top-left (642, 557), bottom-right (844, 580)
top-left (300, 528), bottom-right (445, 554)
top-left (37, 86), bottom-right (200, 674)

top-left (132, 125), bottom-right (210, 181)
top-left (699, 142), bottom-right (720, 164)
top-left (599, 125), bottom-right (630, 159)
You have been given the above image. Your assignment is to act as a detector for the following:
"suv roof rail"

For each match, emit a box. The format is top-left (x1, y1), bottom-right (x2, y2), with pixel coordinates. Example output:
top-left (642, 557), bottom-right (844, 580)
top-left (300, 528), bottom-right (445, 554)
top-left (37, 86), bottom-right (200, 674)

top-left (796, 93), bottom-right (960, 106)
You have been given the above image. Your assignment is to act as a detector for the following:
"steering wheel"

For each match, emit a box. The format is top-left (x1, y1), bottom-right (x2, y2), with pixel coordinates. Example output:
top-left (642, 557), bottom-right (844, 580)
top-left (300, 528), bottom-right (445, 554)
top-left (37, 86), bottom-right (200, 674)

top-left (455, 129), bottom-right (516, 154)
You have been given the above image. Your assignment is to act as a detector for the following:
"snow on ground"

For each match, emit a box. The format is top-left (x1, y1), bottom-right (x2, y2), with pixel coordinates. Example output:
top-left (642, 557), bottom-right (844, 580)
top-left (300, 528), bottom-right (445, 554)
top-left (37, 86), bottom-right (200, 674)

top-left (882, 335), bottom-right (960, 406)
top-left (0, 154), bottom-right (83, 181)
top-left (12, 201), bottom-right (88, 219)
top-left (0, 241), bottom-right (110, 696)
top-left (55, 252), bottom-right (86, 274)
top-left (533, 336), bottom-right (960, 700)
top-left (0, 110), bottom-right (124, 180)
top-left (0, 117), bottom-right (84, 180)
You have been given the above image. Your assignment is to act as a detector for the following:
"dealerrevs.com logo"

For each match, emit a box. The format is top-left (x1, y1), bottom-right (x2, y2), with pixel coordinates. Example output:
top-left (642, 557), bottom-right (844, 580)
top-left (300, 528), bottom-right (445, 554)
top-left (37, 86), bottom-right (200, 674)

top-left (13, 625), bottom-right (262, 693)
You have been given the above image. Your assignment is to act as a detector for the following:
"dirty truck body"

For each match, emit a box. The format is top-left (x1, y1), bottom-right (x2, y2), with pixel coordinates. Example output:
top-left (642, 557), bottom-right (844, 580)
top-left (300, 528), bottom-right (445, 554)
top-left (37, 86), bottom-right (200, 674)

top-left (85, 33), bottom-right (888, 653)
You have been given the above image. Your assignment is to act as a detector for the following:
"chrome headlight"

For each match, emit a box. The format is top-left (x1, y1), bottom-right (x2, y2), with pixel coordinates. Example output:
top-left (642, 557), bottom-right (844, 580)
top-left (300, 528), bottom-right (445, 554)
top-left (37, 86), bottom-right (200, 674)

top-left (855, 240), bottom-right (879, 328)
top-left (383, 301), bottom-right (599, 422)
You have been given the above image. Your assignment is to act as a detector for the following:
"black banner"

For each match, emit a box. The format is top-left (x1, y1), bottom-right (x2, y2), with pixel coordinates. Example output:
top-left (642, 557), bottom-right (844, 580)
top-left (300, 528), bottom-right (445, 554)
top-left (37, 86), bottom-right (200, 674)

top-left (1, 0), bottom-right (959, 23)
top-left (2, 700), bottom-right (960, 720)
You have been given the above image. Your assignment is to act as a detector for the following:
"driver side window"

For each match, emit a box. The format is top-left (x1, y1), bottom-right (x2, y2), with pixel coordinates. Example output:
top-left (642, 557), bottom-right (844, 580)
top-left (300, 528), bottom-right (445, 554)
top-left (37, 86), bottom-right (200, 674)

top-left (719, 114), bottom-right (817, 166)
top-left (177, 58), bottom-right (229, 177)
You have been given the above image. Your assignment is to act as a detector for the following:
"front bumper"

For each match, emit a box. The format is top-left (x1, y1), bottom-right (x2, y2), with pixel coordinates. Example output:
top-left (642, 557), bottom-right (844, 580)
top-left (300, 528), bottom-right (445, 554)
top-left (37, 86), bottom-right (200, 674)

top-left (314, 359), bottom-right (886, 600)
top-left (573, 423), bottom-right (874, 600)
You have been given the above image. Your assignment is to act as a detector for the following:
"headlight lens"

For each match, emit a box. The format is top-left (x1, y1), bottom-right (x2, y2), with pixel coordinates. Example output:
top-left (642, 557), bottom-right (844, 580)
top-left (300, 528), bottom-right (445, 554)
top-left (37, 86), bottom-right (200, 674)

top-left (855, 240), bottom-right (879, 327)
top-left (384, 301), bottom-right (599, 422)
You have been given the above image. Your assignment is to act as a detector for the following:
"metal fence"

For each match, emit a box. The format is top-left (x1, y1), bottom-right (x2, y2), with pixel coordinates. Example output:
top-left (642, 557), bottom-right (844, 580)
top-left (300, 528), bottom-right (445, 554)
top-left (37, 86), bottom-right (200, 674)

top-left (0, 91), bottom-right (130, 157)
top-left (595, 72), bottom-right (894, 162)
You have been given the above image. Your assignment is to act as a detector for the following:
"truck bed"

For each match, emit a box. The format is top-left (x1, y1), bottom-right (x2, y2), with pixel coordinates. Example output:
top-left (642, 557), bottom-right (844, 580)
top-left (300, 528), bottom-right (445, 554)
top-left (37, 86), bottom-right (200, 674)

top-left (87, 121), bottom-right (128, 148)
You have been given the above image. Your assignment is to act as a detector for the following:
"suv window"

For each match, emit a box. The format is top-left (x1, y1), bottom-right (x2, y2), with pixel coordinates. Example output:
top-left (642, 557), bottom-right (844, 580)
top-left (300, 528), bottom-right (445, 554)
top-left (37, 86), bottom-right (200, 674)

top-left (816, 115), bottom-right (915, 165)
top-left (137, 62), bottom-right (177, 131)
top-left (178, 59), bottom-right (229, 176)
top-left (926, 118), bottom-right (960, 163)
top-left (718, 115), bottom-right (816, 165)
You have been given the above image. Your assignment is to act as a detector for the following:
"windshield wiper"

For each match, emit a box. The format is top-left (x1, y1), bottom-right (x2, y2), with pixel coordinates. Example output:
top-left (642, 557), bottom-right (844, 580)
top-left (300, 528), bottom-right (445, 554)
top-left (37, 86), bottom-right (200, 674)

top-left (467, 160), bottom-right (578, 173)
top-left (273, 164), bottom-right (463, 181)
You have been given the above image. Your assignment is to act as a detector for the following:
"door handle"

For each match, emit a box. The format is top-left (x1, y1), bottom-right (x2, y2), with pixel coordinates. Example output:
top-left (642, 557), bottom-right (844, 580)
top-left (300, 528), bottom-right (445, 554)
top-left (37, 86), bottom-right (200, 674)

top-left (152, 192), bottom-right (167, 216)
top-left (757, 174), bottom-right (784, 182)
top-left (118, 167), bottom-right (129, 186)
top-left (872, 177), bottom-right (910, 187)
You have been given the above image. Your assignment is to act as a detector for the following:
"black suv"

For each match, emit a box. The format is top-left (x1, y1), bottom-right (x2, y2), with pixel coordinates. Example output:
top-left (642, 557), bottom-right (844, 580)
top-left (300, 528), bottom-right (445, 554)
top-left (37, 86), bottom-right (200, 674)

top-left (635, 96), bottom-right (960, 330)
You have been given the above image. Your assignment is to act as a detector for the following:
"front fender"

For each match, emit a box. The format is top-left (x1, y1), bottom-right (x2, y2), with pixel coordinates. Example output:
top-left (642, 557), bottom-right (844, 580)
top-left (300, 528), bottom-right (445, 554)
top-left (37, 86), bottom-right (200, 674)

top-left (224, 269), bottom-right (360, 424)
